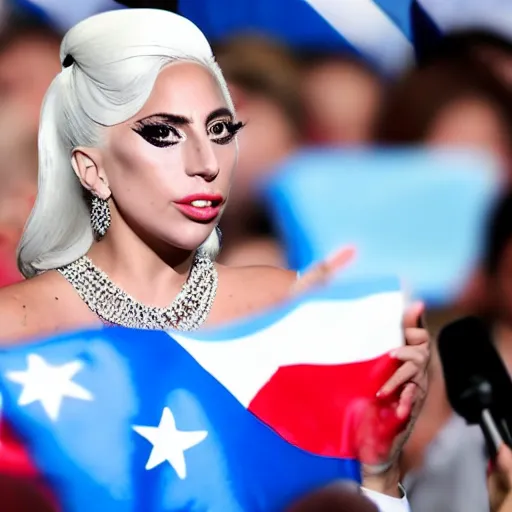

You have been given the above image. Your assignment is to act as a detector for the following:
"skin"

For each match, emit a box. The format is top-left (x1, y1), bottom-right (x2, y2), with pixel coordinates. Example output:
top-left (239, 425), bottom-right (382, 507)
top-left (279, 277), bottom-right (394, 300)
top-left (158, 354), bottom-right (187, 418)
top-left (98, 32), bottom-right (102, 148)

top-left (0, 62), bottom-right (429, 496)
top-left (488, 444), bottom-right (512, 512)
top-left (301, 60), bottom-right (382, 145)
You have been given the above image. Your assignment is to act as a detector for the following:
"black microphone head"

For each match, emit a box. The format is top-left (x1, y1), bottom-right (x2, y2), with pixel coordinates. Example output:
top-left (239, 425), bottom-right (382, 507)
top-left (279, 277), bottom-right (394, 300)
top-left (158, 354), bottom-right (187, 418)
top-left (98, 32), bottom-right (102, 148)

top-left (438, 316), bottom-right (512, 425)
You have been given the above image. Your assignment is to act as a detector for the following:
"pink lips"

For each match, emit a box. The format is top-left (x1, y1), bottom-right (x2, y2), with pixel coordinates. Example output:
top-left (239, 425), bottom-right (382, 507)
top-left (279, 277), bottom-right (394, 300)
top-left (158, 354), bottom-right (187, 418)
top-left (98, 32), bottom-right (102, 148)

top-left (174, 194), bottom-right (223, 223)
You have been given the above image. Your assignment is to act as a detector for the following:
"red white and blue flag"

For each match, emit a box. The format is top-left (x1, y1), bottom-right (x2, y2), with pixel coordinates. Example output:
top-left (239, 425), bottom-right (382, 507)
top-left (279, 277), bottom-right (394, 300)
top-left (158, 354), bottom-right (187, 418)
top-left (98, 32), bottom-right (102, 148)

top-left (0, 277), bottom-right (405, 511)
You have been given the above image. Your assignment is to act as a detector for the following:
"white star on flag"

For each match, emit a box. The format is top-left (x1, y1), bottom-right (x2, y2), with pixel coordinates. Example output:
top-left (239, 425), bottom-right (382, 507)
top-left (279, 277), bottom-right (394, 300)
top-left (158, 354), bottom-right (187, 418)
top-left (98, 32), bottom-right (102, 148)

top-left (6, 354), bottom-right (93, 421)
top-left (133, 407), bottom-right (208, 479)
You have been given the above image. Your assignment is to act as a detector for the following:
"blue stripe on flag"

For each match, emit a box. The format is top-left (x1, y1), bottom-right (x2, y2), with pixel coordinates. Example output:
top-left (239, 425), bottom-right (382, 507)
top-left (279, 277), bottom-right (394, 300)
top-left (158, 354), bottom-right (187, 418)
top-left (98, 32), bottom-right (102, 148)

top-left (178, 0), bottom-right (360, 54)
top-left (372, 0), bottom-right (415, 39)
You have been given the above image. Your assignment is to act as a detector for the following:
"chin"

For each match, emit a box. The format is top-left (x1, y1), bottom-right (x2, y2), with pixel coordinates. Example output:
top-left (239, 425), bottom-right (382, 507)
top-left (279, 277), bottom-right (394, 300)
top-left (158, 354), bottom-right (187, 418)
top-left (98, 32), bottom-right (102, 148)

top-left (163, 226), bottom-right (217, 253)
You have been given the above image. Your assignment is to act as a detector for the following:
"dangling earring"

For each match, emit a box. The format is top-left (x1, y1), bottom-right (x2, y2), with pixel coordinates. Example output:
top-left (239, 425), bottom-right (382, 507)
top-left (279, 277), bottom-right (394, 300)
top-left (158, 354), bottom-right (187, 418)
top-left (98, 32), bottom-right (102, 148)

top-left (90, 194), bottom-right (111, 239)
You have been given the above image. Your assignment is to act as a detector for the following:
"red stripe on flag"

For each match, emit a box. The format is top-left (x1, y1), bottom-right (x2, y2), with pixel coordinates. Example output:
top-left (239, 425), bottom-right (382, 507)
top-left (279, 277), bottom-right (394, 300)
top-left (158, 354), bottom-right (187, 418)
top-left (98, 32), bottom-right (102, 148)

top-left (0, 419), bottom-right (58, 510)
top-left (248, 353), bottom-right (407, 464)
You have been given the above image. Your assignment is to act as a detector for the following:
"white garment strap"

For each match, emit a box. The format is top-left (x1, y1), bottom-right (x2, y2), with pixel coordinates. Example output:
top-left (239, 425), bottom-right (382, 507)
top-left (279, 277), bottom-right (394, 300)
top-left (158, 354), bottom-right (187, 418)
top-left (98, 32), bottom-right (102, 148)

top-left (361, 485), bottom-right (411, 512)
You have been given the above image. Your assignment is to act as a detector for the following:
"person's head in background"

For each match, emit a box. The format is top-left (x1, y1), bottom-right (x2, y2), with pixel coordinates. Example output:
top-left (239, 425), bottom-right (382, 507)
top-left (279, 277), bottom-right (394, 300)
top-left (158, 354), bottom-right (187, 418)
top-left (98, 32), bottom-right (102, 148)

top-left (0, 13), bottom-right (61, 134)
top-left (0, 129), bottom-right (38, 286)
top-left (212, 34), bottom-right (305, 266)
top-left (300, 52), bottom-right (383, 146)
top-left (458, 192), bottom-right (512, 347)
top-left (421, 28), bottom-right (512, 89)
top-left (373, 58), bottom-right (512, 183)
top-left (286, 482), bottom-right (378, 512)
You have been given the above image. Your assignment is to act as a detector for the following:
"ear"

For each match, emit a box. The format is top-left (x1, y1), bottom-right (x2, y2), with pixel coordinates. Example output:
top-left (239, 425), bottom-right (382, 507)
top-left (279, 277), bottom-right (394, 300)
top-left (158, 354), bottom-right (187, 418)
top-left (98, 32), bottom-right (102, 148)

top-left (71, 148), bottom-right (111, 199)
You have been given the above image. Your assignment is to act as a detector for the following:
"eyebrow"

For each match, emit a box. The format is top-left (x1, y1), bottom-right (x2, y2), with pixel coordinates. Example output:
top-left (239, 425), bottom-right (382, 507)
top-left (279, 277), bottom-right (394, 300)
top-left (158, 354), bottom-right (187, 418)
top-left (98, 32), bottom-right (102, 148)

top-left (136, 107), bottom-right (234, 126)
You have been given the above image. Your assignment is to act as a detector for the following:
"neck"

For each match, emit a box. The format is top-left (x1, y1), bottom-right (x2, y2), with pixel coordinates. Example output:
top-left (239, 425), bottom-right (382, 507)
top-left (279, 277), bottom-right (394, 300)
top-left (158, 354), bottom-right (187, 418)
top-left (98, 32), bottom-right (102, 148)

top-left (86, 210), bottom-right (195, 306)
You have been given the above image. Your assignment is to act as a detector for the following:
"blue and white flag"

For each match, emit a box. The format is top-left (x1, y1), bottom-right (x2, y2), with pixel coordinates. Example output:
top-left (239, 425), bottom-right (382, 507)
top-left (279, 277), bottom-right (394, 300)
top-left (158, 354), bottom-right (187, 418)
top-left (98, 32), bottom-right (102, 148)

top-left (12, 0), bottom-right (512, 74)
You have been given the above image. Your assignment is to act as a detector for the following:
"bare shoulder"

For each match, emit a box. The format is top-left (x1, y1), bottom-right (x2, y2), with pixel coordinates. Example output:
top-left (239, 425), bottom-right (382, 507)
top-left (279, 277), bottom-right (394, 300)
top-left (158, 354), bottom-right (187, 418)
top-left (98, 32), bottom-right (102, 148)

top-left (0, 272), bottom-right (96, 344)
top-left (212, 264), bottom-right (298, 322)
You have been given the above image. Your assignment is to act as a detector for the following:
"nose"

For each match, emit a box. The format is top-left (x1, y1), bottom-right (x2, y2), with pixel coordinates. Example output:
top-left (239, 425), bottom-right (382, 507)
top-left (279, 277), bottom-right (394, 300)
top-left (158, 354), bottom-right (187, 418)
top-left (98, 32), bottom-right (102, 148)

top-left (184, 137), bottom-right (219, 182)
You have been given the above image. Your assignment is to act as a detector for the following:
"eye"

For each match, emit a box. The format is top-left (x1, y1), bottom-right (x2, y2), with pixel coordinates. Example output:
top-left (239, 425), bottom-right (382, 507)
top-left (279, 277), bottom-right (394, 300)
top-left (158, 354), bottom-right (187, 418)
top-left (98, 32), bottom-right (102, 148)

top-left (132, 122), bottom-right (182, 148)
top-left (208, 120), bottom-right (244, 145)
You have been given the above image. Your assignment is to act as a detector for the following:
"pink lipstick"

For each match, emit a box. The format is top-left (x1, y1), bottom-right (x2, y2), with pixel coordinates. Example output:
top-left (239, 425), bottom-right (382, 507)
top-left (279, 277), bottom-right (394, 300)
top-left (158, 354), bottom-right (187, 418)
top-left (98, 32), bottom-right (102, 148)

top-left (174, 194), bottom-right (223, 222)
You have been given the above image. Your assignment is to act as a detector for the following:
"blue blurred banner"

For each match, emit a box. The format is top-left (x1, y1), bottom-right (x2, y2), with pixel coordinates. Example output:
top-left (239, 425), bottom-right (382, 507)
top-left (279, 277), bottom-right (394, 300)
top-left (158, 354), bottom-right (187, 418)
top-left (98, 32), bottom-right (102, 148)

top-left (265, 148), bottom-right (502, 307)
top-left (13, 0), bottom-right (512, 74)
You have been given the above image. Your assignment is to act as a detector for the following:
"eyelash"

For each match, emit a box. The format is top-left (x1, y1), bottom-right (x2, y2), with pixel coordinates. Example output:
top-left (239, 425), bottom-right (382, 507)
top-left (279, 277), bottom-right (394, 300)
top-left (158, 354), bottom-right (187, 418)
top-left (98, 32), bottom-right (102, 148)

top-left (132, 120), bottom-right (245, 148)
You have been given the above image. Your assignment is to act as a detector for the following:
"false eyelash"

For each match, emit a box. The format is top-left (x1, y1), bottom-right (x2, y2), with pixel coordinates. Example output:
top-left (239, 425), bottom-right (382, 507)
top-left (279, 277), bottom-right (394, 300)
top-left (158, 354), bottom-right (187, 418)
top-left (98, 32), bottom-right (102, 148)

top-left (227, 121), bottom-right (245, 135)
top-left (213, 121), bottom-right (246, 145)
top-left (131, 121), bottom-right (180, 148)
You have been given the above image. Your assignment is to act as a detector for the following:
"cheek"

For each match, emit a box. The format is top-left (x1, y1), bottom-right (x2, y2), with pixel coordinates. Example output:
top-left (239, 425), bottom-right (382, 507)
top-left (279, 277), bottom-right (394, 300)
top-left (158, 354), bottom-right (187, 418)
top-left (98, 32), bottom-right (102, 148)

top-left (214, 143), bottom-right (237, 182)
top-left (106, 134), bottom-right (185, 198)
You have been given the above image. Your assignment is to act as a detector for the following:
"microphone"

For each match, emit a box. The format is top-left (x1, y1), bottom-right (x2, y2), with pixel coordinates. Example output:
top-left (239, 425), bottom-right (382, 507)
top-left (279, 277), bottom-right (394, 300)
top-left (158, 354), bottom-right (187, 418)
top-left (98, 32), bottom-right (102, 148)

top-left (438, 316), bottom-right (512, 460)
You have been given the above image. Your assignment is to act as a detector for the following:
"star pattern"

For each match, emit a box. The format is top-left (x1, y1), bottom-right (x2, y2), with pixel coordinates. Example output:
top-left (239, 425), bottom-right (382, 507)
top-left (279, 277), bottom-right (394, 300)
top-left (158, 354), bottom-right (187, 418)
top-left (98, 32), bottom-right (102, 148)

top-left (6, 354), bottom-right (93, 421)
top-left (133, 407), bottom-right (208, 479)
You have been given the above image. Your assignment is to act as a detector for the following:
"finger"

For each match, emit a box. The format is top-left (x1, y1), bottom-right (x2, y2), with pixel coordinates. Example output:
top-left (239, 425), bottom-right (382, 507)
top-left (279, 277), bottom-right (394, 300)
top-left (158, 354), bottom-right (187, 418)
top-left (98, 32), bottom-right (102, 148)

top-left (291, 246), bottom-right (356, 296)
top-left (404, 327), bottom-right (430, 346)
top-left (396, 382), bottom-right (416, 420)
top-left (403, 302), bottom-right (425, 329)
top-left (377, 361), bottom-right (418, 397)
top-left (497, 444), bottom-right (512, 474)
top-left (391, 345), bottom-right (429, 368)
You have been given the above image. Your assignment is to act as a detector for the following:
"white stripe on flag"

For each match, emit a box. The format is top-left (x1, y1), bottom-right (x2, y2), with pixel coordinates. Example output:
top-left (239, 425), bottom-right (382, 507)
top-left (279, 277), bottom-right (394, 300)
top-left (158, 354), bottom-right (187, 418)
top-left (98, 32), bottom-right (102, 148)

top-left (305, 0), bottom-right (415, 74)
top-left (171, 290), bottom-right (404, 406)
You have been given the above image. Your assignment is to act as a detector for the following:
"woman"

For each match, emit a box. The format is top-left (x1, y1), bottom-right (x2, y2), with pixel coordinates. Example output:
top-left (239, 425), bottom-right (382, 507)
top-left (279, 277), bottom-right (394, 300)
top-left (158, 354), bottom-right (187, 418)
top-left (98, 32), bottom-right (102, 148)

top-left (0, 8), bottom-right (429, 510)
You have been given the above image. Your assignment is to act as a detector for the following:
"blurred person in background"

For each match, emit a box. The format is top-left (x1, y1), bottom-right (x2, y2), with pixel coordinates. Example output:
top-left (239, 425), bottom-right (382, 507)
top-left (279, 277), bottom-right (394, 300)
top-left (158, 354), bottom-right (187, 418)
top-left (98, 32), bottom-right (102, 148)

top-left (0, 15), bottom-right (61, 133)
top-left (469, 192), bottom-right (512, 369)
top-left (372, 57), bottom-right (512, 512)
top-left (300, 53), bottom-right (383, 146)
top-left (0, 14), bottom-right (60, 287)
top-left (373, 58), bottom-right (512, 182)
top-left (212, 35), bottom-right (305, 267)
top-left (0, 131), bottom-right (38, 286)
top-left (286, 482), bottom-right (378, 512)
top-left (422, 28), bottom-right (512, 89)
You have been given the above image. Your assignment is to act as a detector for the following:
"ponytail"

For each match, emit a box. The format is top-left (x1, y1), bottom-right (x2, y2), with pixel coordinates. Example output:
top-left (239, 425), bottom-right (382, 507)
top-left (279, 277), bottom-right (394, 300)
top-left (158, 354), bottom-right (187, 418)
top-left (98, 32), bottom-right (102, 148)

top-left (17, 71), bottom-right (93, 278)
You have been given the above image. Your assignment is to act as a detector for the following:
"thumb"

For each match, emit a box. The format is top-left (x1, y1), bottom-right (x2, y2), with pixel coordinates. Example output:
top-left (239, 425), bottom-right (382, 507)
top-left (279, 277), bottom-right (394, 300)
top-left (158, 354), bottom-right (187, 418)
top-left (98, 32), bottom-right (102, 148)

top-left (291, 246), bottom-right (356, 297)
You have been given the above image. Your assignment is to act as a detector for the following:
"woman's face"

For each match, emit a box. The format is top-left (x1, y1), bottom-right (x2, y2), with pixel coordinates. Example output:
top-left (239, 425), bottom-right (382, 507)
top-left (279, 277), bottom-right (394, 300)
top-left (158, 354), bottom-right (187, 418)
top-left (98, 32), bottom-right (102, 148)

top-left (426, 97), bottom-right (512, 177)
top-left (99, 62), bottom-right (239, 252)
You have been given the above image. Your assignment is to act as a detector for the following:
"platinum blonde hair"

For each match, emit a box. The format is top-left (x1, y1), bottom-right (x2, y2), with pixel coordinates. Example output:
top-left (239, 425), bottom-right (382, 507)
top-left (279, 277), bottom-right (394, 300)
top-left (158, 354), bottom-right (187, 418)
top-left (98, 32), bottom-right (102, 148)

top-left (17, 8), bottom-right (234, 278)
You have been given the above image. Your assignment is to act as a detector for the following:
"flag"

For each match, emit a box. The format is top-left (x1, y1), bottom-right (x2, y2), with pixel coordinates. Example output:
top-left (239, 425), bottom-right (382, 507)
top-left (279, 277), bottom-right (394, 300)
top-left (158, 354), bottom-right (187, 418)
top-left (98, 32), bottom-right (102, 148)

top-left (13, 0), bottom-right (512, 74)
top-left (265, 148), bottom-right (502, 307)
top-left (0, 277), bottom-right (404, 511)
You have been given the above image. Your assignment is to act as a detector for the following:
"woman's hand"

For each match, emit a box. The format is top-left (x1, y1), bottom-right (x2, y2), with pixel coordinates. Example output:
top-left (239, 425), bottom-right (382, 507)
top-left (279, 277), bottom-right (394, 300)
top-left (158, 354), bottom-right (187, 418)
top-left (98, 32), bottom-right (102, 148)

top-left (361, 302), bottom-right (430, 495)
top-left (489, 444), bottom-right (512, 512)
top-left (292, 247), bottom-right (431, 497)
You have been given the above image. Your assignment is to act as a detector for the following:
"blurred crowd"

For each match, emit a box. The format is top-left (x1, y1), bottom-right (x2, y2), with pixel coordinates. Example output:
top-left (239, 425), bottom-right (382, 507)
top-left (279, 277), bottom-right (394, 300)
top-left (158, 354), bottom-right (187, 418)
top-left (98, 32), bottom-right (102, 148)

top-left (2, 3), bottom-right (512, 512)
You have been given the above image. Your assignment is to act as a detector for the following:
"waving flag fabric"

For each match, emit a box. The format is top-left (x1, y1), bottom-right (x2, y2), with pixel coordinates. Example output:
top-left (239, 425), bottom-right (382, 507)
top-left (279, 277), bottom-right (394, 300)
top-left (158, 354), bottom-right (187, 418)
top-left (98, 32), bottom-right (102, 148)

top-left (265, 148), bottom-right (502, 307)
top-left (12, 0), bottom-right (512, 74)
top-left (0, 277), bottom-right (404, 511)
